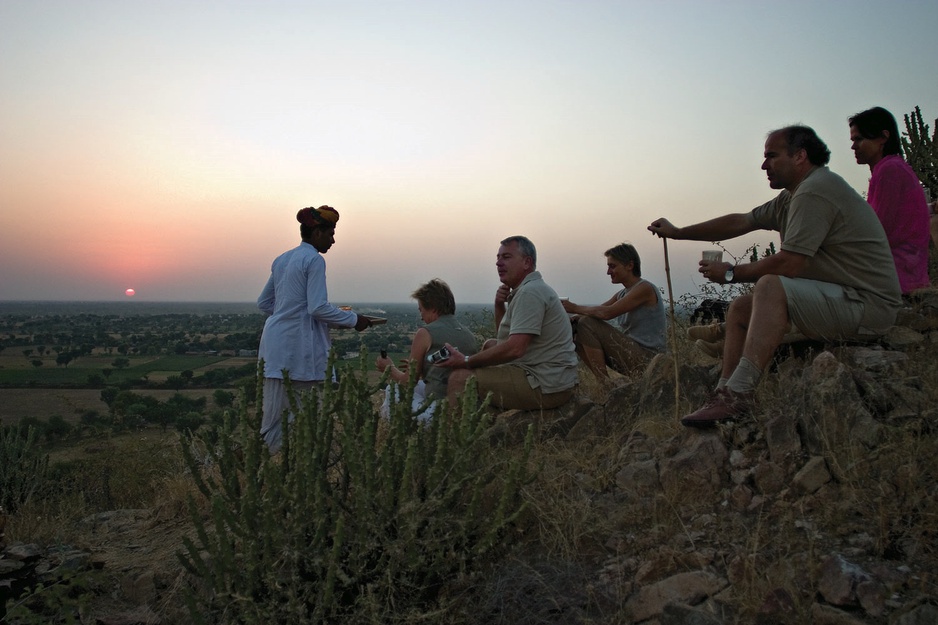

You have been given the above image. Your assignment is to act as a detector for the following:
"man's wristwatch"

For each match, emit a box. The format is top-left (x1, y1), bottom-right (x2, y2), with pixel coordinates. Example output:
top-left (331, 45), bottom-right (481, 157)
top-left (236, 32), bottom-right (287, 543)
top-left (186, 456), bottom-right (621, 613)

top-left (724, 266), bottom-right (735, 283)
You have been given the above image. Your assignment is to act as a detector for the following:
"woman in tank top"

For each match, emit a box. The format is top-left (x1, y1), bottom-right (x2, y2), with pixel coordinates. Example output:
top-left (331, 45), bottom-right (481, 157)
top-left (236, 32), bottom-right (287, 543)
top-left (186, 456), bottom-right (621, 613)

top-left (561, 243), bottom-right (666, 380)
top-left (376, 279), bottom-right (477, 421)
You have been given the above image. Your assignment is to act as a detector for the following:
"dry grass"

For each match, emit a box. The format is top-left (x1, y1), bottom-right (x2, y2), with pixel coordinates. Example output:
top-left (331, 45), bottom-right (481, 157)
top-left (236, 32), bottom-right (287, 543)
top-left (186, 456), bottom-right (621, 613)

top-left (6, 429), bottom-right (189, 545)
top-left (5, 330), bottom-right (938, 623)
top-left (466, 331), bottom-right (938, 623)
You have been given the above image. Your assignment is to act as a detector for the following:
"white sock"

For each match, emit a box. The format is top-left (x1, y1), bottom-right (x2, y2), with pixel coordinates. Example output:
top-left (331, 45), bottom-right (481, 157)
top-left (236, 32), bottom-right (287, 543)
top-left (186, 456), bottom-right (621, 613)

top-left (726, 357), bottom-right (762, 394)
top-left (716, 377), bottom-right (729, 391)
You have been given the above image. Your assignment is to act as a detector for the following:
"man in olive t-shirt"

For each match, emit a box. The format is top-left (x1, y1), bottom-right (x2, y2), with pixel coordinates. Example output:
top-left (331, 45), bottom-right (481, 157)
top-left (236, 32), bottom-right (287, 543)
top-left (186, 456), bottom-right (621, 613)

top-left (437, 235), bottom-right (579, 410)
top-left (648, 125), bottom-right (901, 427)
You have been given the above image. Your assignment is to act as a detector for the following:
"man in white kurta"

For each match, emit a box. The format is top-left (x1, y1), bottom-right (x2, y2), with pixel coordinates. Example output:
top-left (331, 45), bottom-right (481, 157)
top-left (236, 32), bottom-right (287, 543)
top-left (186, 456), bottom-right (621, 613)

top-left (257, 205), bottom-right (371, 452)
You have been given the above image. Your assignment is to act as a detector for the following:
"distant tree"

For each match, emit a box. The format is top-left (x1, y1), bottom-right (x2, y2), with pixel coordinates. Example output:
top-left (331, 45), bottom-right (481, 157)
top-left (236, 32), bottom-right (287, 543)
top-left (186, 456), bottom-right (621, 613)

top-left (112, 357), bottom-right (130, 370)
top-left (902, 105), bottom-right (937, 196)
top-left (22, 349), bottom-right (33, 358)
top-left (100, 386), bottom-right (120, 407)
top-left (174, 411), bottom-right (205, 433)
top-left (166, 375), bottom-right (186, 390)
top-left (17, 417), bottom-right (46, 437)
top-left (31, 359), bottom-right (43, 369)
top-left (80, 410), bottom-right (104, 427)
top-left (102, 368), bottom-right (113, 380)
top-left (86, 373), bottom-right (106, 388)
top-left (166, 393), bottom-right (207, 413)
top-left (56, 352), bottom-right (73, 368)
top-left (44, 415), bottom-right (73, 441)
top-left (213, 389), bottom-right (235, 408)
top-left (36, 345), bottom-right (45, 356)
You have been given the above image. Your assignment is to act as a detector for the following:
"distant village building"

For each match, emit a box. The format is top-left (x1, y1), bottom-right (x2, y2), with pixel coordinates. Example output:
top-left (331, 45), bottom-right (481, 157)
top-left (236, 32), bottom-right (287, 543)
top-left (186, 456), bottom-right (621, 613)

top-left (238, 349), bottom-right (258, 357)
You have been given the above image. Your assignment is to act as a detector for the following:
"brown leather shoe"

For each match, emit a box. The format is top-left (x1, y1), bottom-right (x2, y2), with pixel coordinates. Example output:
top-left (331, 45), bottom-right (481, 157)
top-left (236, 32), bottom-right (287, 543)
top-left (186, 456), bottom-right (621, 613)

top-left (681, 388), bottom-right (755, 428)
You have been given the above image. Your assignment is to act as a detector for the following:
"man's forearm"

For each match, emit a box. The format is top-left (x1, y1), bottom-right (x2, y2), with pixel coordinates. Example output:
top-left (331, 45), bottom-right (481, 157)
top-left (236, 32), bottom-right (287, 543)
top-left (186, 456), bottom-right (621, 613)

top-left (493, 303), bottom-right (506, 331)
top-left (732, 250), bottom-right (807, 282)
top-left (467, 334), bottom-right (529, 369)
top-left (674, 213), bottom-right (756, 241)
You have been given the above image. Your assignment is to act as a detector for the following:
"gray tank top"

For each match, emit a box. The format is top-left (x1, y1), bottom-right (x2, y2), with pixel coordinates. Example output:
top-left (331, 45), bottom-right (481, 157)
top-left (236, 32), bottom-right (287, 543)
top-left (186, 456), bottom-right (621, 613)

top-left (613, 279), bottom-right (667, 352)
top-left (423, 315), bottom-right (479, 399)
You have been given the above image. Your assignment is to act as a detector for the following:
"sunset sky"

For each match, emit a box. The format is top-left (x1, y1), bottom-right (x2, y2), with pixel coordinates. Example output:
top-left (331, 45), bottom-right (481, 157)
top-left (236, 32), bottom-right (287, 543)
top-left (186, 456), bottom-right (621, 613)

top-left (2, 1), bottom-right (937, 306)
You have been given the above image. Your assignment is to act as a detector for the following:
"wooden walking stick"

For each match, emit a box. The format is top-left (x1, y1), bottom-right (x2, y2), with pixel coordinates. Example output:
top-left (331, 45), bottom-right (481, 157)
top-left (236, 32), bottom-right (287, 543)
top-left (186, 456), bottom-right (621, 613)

top-left (662, 238), bottom-right (680, 419)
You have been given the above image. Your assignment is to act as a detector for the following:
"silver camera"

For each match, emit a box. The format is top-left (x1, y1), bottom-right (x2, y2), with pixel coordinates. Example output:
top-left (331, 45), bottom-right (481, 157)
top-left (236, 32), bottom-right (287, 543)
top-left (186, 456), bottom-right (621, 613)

top-left (426, 346), bottom-right (450, 364)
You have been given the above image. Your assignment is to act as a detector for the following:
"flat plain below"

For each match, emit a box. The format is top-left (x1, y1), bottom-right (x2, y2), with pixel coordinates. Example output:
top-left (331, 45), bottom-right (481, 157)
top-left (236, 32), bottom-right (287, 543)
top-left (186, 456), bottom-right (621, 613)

top-left (0, 388), bottom-right (219, 424)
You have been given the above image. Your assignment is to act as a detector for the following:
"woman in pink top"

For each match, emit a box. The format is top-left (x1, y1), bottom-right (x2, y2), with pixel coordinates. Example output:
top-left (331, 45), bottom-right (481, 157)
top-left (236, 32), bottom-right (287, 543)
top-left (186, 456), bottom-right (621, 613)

top-left (849, 106), bottom-right (931, 294)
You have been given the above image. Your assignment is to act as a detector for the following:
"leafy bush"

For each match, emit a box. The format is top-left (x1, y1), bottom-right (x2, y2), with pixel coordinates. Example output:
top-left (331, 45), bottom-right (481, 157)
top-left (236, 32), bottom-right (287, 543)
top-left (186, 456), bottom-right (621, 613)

top-left (212, 389), bottom-right (235, 408)
top-left (0, 425), bottom-right (49, 515)
top-left (43, 415), bottom-right (73, 442)
top-left (174, 411), bottom-right (206, 434)
top-left (179, 355), bottom-right (532, 624)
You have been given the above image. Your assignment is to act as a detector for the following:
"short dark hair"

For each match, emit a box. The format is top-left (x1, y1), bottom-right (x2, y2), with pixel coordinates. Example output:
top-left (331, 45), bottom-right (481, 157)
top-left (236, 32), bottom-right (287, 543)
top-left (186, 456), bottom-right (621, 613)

top-left (849, 106), bottom-right (902, 157)
top-left (500, 235), bottom-right (537, 267)
top-left (411, 279), bottom-right (456, 316)
top-left (771, 125), bottom-right (831, 166)
top-left (605, 243), bottom-right (642, 277)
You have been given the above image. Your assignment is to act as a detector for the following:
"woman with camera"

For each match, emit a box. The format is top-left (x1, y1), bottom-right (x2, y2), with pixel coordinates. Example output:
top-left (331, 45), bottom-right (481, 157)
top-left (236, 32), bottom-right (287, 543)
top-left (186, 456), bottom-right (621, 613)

top-left (561, 243), bottom-right (666, 380)
top-left (376, 279), bottom-right (478, 421)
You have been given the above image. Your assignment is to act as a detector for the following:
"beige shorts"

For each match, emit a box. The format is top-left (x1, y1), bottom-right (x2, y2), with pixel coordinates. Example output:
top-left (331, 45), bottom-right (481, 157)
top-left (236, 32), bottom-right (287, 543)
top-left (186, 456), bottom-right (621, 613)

top-left (574, 316), bottom-right (657, 374)
top-left (778, 277), bottom-right (865, 340)
top-left (470, 365), bottom-right (574, 411)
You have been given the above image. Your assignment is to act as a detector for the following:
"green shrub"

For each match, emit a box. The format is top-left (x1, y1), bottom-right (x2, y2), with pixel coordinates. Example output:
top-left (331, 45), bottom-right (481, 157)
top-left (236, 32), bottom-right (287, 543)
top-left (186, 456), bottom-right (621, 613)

top-left (212, 389), bottom-right (235, 408)
top-left (0, 425), bottom-right (49, 515)
top-left (44, 415), bottom-right (72, 442)
top-left (179, 354), bottom-right (533, 624)
top-left (174, 411), bottom-right (206, 434)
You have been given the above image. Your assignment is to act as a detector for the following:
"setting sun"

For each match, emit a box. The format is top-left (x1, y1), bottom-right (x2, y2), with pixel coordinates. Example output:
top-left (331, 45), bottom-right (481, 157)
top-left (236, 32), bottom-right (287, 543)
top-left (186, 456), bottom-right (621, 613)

top-left (125, 288), bottom-right (135, 297)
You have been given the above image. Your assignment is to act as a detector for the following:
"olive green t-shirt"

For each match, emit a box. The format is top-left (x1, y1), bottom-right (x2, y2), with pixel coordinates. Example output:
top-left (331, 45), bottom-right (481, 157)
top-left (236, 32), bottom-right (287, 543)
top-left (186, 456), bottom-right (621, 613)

top-left (497, 271), bottom-right (579, 393)
top-left (750, 167), bottom-right (901, 334)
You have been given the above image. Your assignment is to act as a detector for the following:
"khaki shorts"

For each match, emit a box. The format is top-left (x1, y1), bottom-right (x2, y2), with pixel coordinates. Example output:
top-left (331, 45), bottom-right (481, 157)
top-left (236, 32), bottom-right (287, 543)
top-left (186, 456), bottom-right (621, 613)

top-left (575, 316), bottom-right (657, 374)
top-left (778, 277), bottom-right (864, 340)
top-left (470, 365), bottom-right (574, 411)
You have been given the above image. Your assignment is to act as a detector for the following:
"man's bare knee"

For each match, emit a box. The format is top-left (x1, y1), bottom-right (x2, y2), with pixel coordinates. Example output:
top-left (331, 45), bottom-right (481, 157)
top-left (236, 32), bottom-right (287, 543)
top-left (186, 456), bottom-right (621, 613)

top-left (752, 274), bottom-right (785, 297)
top-left (446, 369), bottom-right (473, 399)
top-left (727, 294), bottom-right (754, 324)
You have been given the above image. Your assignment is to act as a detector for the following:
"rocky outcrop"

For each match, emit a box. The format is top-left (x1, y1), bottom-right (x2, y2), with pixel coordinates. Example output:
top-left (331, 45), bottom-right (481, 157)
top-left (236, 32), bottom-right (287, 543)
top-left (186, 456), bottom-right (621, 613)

top-left (519, 311), bottom-right (937, 624)
top-left (0, 509), bottom-right (174, 624)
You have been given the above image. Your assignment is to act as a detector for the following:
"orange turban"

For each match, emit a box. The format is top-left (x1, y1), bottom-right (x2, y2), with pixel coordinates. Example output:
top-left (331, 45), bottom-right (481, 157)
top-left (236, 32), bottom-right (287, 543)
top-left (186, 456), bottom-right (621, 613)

top-left (296, 205), bottom-right (340, 227)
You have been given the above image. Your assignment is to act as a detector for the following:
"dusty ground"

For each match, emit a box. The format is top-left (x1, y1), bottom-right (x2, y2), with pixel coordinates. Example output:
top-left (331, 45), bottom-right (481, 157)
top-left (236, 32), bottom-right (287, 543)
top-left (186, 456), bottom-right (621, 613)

top-left (78, 507), bottom-right (196, 624)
